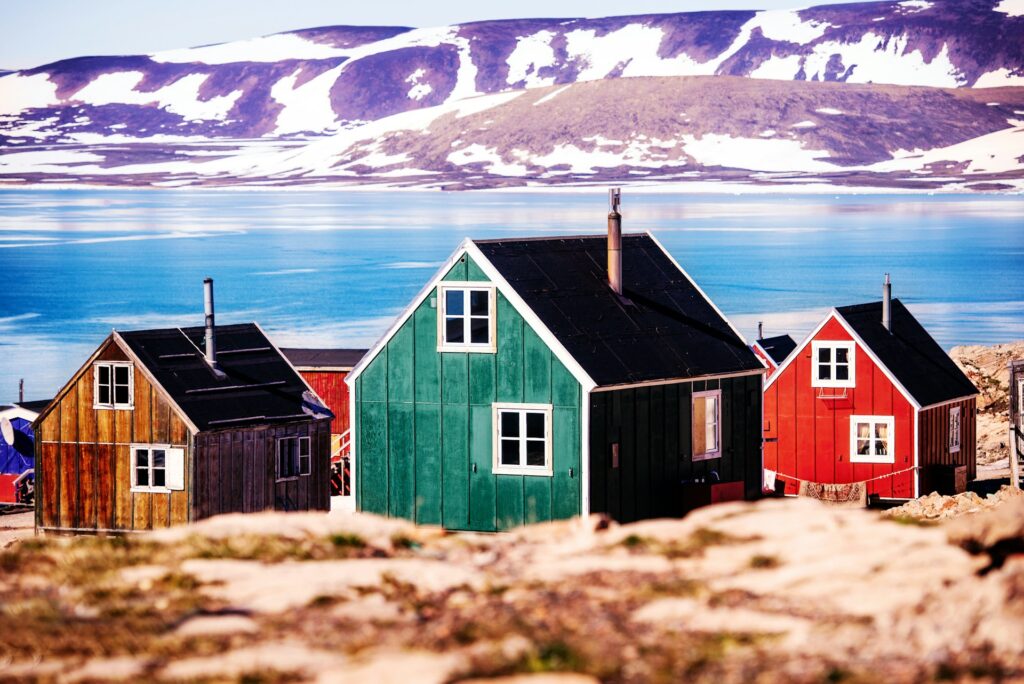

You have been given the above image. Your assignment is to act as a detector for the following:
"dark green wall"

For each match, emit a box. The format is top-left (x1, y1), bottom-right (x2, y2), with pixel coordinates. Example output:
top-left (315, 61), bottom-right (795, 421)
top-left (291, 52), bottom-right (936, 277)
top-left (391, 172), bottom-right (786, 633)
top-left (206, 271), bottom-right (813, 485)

top-left (355, 253), bottom-right (582, 531)
top-left (588, 374), bottom-right (762, 523)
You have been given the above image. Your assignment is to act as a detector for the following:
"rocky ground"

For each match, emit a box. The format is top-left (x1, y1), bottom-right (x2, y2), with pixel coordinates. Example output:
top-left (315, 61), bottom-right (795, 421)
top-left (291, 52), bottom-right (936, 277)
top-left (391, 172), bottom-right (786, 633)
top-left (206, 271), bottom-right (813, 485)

top-left (951, 340), bottom-right (1024, 470)
top-left (3, 501), bottom-right (1024, 683)
top-left (883, 485), bottom-right (1024, 522)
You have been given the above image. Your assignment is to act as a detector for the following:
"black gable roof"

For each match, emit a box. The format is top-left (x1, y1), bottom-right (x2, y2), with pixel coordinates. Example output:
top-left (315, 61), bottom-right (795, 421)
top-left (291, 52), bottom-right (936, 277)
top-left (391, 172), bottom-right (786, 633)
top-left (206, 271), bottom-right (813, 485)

top-left (474, 234), bottom-right (763, 387)
top-left (282, 348), bottom-right (366, 369)
top-left (757, 334), bottom-right (797, 365)
top-left (118, 324), bottom-right (318, 432)
top-left (836, 299), bottom-right (977, 407)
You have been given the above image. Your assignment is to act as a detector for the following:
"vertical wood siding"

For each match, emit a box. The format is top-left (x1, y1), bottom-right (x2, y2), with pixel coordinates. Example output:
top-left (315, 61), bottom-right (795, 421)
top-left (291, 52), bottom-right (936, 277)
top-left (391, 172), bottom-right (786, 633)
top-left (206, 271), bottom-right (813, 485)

top-left (192, 419), bottom-right (331, 518)
top-left (918, 397), bottom-right (977, 483)
top-left (763, 317), bottom-right (917, 499)
top-left (589, 375), bottom-right (762, 523)
top-left (36, 339), bottom-right (192, 532)
top-left (356, 254), bottom-right (582, 532)
top-left (298, 370), bottom-right (351, 435)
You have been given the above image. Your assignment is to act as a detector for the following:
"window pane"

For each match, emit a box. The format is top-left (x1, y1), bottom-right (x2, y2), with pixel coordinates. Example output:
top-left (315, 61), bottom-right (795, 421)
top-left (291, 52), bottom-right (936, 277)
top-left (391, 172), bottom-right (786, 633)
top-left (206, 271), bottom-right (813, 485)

top-left (300, 438), bottom-right (310, 457)
top-left (857, 423), bottom-right (870, 439)
top-left (445, 290), bottom-right (464, 316)
top-left (526, 440), bottom-right (545, 467)
top-left (835, 347), bottom-right (848, 364)
top-left (818, 348), bottom-right (831, 363)
top-left (299, 455), bottom-right (311, 476)
top-left (137, 467), bottom-right (149, 486)
top-left (470, 317), bottom-right (488, 344)
top-left (98, 384), bottom-right (110, 405)
top-left (445, 317), bottom-right (464, 344)
top-left (875, 440), bottom-right (888, 455)
top-left (98, 365), bottom-right (110, 384)
top-left (115, 386), bottom-right (129, 405)
top-left (857, 439), bottom-right (871, 455)
top-left (136, 449), bottom-right (148, 467)
top-left (500, 439), bottom-right (520, 465)
top-left (152, 449), bottom-right (165, 467)
top-left (835, 365), bottom-right (849, 381)
top-left (501, 412), bottom-right (519, 437)
top-left (875, 423), bottom-right (888, 440)
top-left (114, 365), bottom-right (130, 384)
top-left (818, 365), bottom-right (832, 380)
top-left (153, 469), bottom-right (165, 487)
top-left (470, 290), bottom-right (488, 316)
top-left (526, 412), bottom-right (544, 439)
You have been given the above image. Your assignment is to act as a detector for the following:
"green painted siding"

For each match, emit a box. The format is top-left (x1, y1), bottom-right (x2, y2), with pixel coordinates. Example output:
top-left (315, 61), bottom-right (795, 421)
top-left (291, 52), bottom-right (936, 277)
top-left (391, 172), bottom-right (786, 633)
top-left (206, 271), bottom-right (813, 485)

top-left (589, 374), bottom-right (763, 523)
top-left (356, 254), bottom-right (582, 531)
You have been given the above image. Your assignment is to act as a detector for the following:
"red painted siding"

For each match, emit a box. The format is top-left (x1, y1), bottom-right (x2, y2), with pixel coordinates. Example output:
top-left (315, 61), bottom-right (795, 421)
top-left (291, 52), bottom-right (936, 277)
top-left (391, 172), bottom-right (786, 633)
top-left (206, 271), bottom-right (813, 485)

top-left (298, 370), bottom-right (351, 436)
top-left (763, 316), bottom-right (917, 499)
top-left (752, 345), bottom-right (778, 378)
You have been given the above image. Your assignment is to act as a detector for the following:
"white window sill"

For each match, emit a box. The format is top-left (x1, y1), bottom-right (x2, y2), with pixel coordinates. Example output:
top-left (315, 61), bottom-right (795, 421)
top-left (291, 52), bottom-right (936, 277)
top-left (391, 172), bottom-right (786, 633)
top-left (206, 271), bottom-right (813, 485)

top-left (275, 475), bottom-right (310, 483)
top-left (437, 344), bottom-right (496, 354)
top-left (693, 451), bottom-right (722, 462)
top-left (493, 466), bottom-right (553, 477)
top-left (95, 404), bottom-right (135, 411)
top-left (950, 447), bottom-right (961, 454)
top-left (849, 455), bottom-right (895, 465)
top-left (131, 486), bottom-right (173, 494)
top-left (810, 381), bottom-right (856, 390)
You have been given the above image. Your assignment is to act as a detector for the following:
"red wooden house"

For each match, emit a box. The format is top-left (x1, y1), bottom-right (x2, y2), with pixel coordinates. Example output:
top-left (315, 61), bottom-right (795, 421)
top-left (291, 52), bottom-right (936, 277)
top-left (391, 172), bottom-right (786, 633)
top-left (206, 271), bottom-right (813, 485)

top-left (282, 348), bottom-right (366, 506)
top-left (763, 278), bottom-right (978, 500)
top-left (751, 326), bottom-right (796, 380)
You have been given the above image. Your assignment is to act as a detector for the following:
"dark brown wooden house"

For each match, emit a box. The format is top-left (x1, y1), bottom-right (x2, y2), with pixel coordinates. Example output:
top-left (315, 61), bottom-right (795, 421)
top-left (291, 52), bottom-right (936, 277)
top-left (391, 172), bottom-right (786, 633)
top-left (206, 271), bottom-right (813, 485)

top-left (34, 320), bottom-right (332, 534)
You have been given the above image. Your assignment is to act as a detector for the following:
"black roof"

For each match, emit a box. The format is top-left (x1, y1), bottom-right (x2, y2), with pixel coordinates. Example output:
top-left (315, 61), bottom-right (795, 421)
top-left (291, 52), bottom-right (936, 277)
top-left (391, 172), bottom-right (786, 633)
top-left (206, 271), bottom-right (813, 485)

top-left (15, 399), bottom-right (52, 414)
top-left (474, 234), bottom-right (763, 387)
top-left (282, 348), bottom-right (366, 369)
top-left (836, 299), bottom-right (978, 407)
top-left (118, 324), bottom-right (319, 432)
top-left (756, 334), bottom-right (797, 365)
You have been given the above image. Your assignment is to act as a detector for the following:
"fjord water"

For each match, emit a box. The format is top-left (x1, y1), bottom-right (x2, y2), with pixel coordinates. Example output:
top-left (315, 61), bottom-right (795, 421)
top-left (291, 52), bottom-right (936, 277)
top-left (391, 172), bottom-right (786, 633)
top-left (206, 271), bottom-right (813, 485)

top-left (1, 189), bottom-right (1022, 400)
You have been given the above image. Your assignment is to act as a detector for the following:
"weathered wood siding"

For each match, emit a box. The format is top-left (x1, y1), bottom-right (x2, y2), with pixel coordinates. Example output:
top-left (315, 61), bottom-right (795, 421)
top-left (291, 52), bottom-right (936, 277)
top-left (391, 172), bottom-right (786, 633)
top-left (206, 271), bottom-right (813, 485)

top-left (763, 317), bottom-right (916, 498)
top-left (193, 419), bottom-right (331, 518)
top-left (355, 253), bottom-right (582, 531)
top-left (298, 370), bottom-right (351, 436)
top-left (36, 339), bottom-right (192, 532)
top-left (918, 397), bottom-right (976, 483)
top-left (589, 375), bottom-right (762, 523)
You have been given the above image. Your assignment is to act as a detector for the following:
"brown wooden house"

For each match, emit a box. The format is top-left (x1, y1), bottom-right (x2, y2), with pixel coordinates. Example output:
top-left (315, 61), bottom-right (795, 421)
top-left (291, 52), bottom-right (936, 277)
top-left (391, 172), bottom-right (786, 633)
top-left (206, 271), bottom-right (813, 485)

top-left (34, 317), bottom-right (332, 534)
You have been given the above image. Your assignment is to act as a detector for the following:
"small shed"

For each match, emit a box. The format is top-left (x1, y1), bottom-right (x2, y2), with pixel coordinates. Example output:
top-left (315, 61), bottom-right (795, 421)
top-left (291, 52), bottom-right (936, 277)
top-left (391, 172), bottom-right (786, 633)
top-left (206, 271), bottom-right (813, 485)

top-left (752, 332), bottom-right (797, 379)
top-left (34, 306), bottom-right (332, 534)
top-left (347, 195), bottom-right (765, 531)
top-left (282, 348), bottom-right (366, 504)
top-left (0, 400), bottom-right (49, 503)
top-left (763, 277), bottom-right (979, 500)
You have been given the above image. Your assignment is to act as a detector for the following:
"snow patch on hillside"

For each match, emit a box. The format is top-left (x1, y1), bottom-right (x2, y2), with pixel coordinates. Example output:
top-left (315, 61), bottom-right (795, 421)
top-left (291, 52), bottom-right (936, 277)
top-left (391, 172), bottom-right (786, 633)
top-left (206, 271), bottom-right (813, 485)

top-left (974, 68), bottom-right (1024, 88)
top-left (802, 34), bottom-right (964, 87)
top-left (994, 0), bottom-right (1024, 17)
top-left (0, 73), bottom-right (58, 114)
top-left (270, 66), bottom-right (344, 135)
top-left (405, 69), bottom-right (433, 100)
top-left (750, 55), bottom-right (802, 80)
top-left (754, 10), bottom-right (832, 44)
top-left (870, 122), bottom-right (1024, 174)
top-left (152, 33), bottom-right (351, 64)
top-left (507, 30), bottom-right (558, 88)
top-left (74, 72), bottom-right (242, 121)
top-left (681, 134), bottom-right (839, 172)
top-left (897, 1), bottom-right (933, 13)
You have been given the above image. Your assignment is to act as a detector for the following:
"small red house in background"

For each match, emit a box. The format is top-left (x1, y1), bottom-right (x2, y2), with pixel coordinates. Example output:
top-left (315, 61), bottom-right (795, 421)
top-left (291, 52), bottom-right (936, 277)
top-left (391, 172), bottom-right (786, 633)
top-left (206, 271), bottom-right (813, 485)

top-left (282, 348), bottom-right (366, 505)
top-left (763, 277), bottom-right (978, 501)
top-left (752, 324), bottom-right (796, 380)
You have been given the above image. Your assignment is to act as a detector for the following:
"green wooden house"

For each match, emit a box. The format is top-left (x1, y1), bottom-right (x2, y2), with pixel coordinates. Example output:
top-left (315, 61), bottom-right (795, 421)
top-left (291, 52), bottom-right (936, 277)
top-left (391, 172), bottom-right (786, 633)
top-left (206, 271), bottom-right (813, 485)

top-left (347, 219), bottom-right (765, 531)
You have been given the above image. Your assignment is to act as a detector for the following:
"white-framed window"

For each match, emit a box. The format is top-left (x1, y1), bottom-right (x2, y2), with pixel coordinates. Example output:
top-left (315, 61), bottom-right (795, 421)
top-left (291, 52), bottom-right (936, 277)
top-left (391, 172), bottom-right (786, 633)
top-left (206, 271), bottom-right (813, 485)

top-left (492, 403), bottom-right (552, 476)
top-left (811, 341), bottom-right (856, 389)
top-left (692, 389), bottom-right (722, 461)
top-left (850, 415), bottom-right (895, 464)
top-left (437, 283), bottom-right (496, 353)
top-left (277, 436), bottom-right (311, 480)
top-left (1018, 379), bottom-right (1024, 419)
top-left (94, 361), bottom-right (134, 409)
top-left (131, 444), bottom-right (185, 493)
top-left (949, 406), bottom-right (961, 453)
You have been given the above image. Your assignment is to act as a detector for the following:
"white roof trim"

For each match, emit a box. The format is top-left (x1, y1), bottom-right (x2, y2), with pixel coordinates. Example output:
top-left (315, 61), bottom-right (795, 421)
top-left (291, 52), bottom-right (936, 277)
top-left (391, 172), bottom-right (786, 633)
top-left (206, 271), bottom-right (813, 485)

top-left (254, 321), bottom-right (331, 415)
top-left (762, 309), bottom-right (923, 410)
top-left (0, 405), bottom-right (40, 422)
top-left (751, 342), bottom-right (776, 370)
top-left (646, 231), bottom-right (752, 347)
top-left (346, 240), bottom-right (474, 385)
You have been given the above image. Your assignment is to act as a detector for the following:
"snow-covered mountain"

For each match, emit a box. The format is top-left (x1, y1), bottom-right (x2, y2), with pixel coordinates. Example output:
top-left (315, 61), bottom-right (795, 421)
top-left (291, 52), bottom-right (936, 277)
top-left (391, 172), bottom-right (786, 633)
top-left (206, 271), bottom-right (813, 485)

top-left (1, 0), bottom-right (1023, 190)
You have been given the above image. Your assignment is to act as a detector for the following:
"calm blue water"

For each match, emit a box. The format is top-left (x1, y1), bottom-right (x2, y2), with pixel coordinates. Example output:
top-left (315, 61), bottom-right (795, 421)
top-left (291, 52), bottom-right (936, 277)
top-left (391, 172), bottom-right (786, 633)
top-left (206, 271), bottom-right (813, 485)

top-left (1, 189), bottom-right (1022, 401)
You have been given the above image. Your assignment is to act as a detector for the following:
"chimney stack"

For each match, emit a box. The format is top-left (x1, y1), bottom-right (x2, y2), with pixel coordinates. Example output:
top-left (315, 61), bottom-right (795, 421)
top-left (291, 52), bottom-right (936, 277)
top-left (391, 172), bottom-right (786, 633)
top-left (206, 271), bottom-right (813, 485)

top-left (608, 188), bottom-right (622, 295)
top-left (882, 273), bottom-right (892, 333)
top-left (203, 277), bottom-right (222, 375)
top-left (18, 379), bottom-right (23, 404)
top-left (757, 322), bottom-right (763, 341)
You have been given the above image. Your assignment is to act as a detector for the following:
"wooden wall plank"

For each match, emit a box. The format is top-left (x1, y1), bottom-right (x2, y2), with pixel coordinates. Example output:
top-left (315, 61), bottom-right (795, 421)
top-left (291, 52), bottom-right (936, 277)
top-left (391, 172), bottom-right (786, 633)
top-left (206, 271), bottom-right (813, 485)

top-left (414, 404), bottom-right (442, 525)
top-left (360, 402), bottom-right (389, 514)
top-left (469, 405), bottom-right (496, 532)
top-left (496, 295), bottom-right (524, 403)
top-left (552, 407), bottom-right (581, 520)
top-left (41, 443), bottom-right (59, 527)
top-left (469, 354), bottom-right (495, 407)
top-left (523, 327), bottom-right (551, 405)
top-left (413, 301), bottom-right (441, 404)
top-left (59, 443), bottom-right (78, 529)
top-left (388, 404), bottom-right (415, 520)
top-left (132, 369), bottom-right (151, 444)
top-left (78, 444), bottom-right (97, 528)
top-left (113, 445), bottom-right (132, 528)
top-left (441, 405), bottom-right (469, 528)
top-left (387, 324), bottom-right (415, 404)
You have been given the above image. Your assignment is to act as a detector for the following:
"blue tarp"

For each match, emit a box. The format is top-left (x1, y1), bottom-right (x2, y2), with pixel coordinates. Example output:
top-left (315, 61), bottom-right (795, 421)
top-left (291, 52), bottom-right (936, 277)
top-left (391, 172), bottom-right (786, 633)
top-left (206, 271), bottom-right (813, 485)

top-left (0, 417), bottom-right (34, 475)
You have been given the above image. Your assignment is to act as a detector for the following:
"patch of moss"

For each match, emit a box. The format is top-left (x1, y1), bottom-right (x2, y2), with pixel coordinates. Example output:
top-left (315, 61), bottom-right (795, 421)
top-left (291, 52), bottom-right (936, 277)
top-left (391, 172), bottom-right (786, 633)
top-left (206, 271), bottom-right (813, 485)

top-left (748, 554), bottom-right (780, 570)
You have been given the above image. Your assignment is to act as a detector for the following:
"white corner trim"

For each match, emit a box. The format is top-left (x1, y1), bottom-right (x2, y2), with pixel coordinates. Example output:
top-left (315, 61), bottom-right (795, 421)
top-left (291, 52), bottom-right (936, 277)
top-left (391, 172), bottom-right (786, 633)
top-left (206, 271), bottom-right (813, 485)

top-left (580, 385), bottom-right (590, 517)
top-left (646, 231), bottom-right (752, 347)
top-left (912, 406), bottom-right (919, 498)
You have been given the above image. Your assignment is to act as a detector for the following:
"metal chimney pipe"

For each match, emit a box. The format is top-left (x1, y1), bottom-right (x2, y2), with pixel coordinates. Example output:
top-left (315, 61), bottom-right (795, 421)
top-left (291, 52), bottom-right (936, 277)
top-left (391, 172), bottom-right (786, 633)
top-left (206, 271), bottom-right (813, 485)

top-left (18, 379), bottom-right (23, 404)
top-left (757, 322), bottom-right (763, 341)
top-left (882, 273), bottom-right (892, 333)
top-left (203, 277), bottom-right (219, 370)
top-left (608, 188), bottom-right (622, 295)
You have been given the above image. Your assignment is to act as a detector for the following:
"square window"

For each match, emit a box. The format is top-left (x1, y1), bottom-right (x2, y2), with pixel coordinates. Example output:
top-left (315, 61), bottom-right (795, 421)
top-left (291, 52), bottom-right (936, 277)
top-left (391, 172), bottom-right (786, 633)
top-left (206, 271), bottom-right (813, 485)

top-left (95, 362), bottom-right (133, 408)
top-left (439, 284), bottom-right (494, 352)
top-left (277, 436), bottom-right (312, 480)
top-left (812, 342), bottom-right (856, 389)
top-left (850, 416), bottom-right (894, 464)
top-left (493, 405), bottom-right (552, 476)
top-left (132, 445), bottom-right (183, 492)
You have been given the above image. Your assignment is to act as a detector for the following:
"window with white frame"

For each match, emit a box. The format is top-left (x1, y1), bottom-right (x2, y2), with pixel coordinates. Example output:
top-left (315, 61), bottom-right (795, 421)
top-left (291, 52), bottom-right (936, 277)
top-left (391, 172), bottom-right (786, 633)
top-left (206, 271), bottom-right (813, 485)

top-left (94, 362), bottom-right (134, 409)
top-left (692, 390), bottom-right (721, 461)
top-left (949, 406), bottom-right (962, 453)
top-left (131, 445), bottom-right (184, 492)
top-left (492, 403), bottom-right (552, 476)
top-left (811, 341), bottom-right (855, 389)
top-left (850, 415), bottom-right (895, 464)
top-left (277, 436), bottom-right (311, 480)
top-left (438, 283), bottom-right (495, 352)
top-left (1019, 379), bottom-right (1024, 420)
